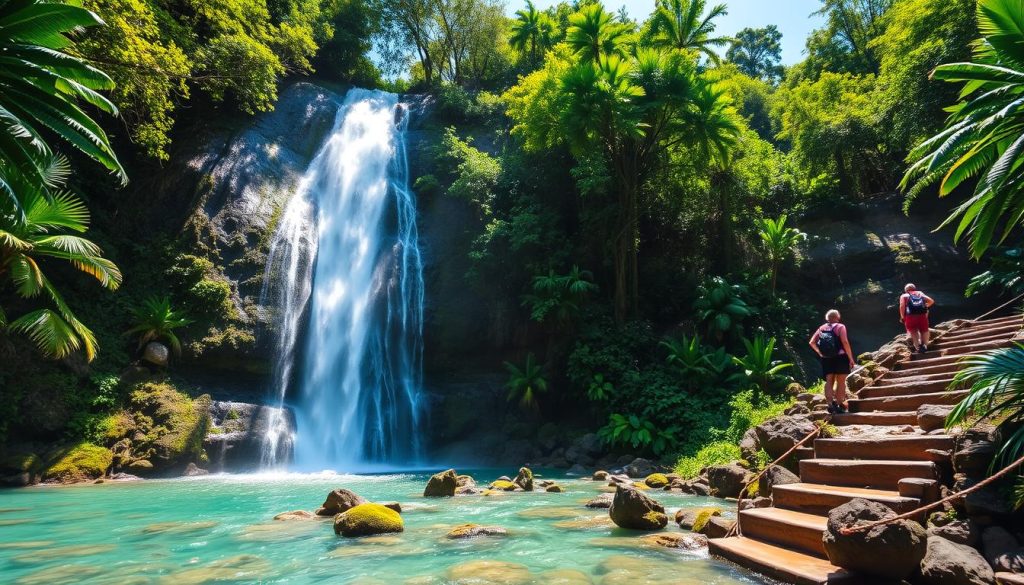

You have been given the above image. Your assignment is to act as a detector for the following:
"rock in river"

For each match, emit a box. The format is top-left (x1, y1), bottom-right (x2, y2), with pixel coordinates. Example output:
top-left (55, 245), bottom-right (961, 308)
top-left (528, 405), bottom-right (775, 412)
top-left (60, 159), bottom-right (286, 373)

top-left (317, 488), bottom-right (367, 516)
top-left (608, 486), bottom-right (667, 531)
top-left (424, 469), bottom-right (458, 497)
top-left (333, 503), bottom-right (404, 537)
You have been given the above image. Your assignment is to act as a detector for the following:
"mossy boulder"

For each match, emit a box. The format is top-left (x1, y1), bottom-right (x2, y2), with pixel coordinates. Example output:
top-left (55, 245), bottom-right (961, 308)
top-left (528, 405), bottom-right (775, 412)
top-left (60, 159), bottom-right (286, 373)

top-left (333, 503), bottom-right (404, 537)
top-left (44, 443), bottom-right (113, 483)
top-left (608, 486), bottom-right (667, 531)
top-left (424, 469), bottom-right (458, 497)
top-left (644, 473), bottom-right (669, 488)
top-left (489, 479), bottom-right (517, 491)
top-left (545, 484), bottom-right (564, 493)
top-left (446, 524), bottom-right (508, 538)
top-left (102, 382), bottom-right (211, 475)
top-left (676, 507), bottom-right (722, 531)
top-left (513, 467), bottom-right (533, 491)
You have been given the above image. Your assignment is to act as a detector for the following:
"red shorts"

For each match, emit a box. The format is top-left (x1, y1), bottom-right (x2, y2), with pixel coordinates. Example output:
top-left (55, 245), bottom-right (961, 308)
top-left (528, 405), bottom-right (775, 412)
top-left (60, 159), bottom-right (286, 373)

top-left (904, 313), bottom-right (929, 333)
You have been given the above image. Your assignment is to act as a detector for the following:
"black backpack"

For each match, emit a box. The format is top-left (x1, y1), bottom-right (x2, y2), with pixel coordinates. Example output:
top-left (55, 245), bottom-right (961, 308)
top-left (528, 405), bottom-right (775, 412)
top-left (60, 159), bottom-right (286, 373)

top-left (907, 294), bottom-right (928, 315)
top-left (817, 325), bottom-right (841, 358)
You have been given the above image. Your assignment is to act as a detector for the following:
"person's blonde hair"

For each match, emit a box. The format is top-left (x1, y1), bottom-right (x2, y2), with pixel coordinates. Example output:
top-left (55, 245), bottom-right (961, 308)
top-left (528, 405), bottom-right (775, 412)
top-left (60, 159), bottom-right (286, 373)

top-left (825, 309), bottom-right (841, 323)
top-left (905, 283), bottom-right (917, 293)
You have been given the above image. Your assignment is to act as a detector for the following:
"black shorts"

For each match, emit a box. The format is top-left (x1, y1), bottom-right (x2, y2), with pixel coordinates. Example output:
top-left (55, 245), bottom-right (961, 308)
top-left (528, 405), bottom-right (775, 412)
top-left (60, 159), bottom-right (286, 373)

top-left (821, 355), bottom-right (851, 377)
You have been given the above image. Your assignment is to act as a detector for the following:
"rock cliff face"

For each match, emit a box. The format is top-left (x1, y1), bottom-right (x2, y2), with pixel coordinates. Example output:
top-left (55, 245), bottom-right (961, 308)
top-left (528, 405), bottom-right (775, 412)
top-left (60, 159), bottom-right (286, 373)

top-left (798, 195), bottom-right (998, 352)
top-left (204, 401), bottom-right (295, 472)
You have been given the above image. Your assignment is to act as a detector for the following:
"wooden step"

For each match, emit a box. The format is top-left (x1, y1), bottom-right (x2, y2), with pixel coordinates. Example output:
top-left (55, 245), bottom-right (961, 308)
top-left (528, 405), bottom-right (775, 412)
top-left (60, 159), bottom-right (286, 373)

top-left (857, 378), bottom-right (959, 399)
top-left (938, 322), bottom-right (1021, 343)
top-left (799, 459), bottom-right (939, 490)
top-left (710, 537), bottom-right (865, 585)
top-left (848, 390), bottom-right (968, 412)
top-left (813, 435), bottom-right (955, 461)
top-left (831, 411), bottom-right (918, 426)
top-left (887, 362), bottom-right (961, 378)
top-left (739, 507), bottom-right (828, 556)
top-left (874, 371), bottom-right (958, 384)
top-left (773, 483), bottom-right (920, 515)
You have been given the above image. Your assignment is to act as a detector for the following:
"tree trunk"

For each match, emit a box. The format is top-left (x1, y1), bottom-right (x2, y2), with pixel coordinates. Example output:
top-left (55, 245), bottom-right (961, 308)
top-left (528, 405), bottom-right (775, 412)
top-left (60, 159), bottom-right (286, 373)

top-left (715, 169), bottom-right (734, 274)
top-left (613, 167), bottom-right (640, 323)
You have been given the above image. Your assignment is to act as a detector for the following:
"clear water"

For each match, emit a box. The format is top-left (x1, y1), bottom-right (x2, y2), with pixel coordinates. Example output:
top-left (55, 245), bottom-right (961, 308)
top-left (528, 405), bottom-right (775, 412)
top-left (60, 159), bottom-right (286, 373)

top-left (0, 473), bottom-right (770, 584)
top-left (260, 88), bottom-right (425, 470)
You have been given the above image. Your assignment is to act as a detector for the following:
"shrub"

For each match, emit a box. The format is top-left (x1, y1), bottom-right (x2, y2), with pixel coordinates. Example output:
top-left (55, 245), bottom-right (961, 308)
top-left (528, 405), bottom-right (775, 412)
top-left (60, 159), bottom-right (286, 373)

top-left (674, 441), bottom-right (741, 479)
top-left (722, 390), bottom-right (791, 443)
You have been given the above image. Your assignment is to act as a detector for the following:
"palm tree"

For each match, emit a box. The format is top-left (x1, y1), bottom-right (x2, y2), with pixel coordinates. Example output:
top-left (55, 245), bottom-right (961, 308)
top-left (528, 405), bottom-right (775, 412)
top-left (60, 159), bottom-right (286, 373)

top-left (649, 0), bottom-right (730, 64)
top-left (0, 0), bottom-right (126, 215)
top-left (521, 265), bottom-right (598, 324)
top-left (948, 344), bottom-right (1024, 470)
top-left (125, 296), bottom-right (193, 356)
top-left (565, 3), bottom-right (630, 62)
top-left (0, 156), bottom-right (122, 361)
top-left (504, 353), bottom-right (547, 408)
top-left (510, 0), bottom-right (555, 66)
top-left (902, 0), bottom-right (1024, 259)
top-left (755, 215), bottom-right (807, 296)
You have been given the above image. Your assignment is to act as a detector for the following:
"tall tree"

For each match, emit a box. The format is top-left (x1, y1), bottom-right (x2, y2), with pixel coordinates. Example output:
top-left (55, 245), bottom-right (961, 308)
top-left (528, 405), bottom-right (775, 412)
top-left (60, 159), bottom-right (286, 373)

top-left (805, 0), bottom-right (893, 76)
top-left (902, 0), bottom-right (1024, 259)
top-left (506, 4), bottom-right (740, 322)
top-left (648, 0), bottom-right (730, 64)
top-left (726, 25), bottom-right (783, 82)
top-left (510, 0), bottom-right (555, 66)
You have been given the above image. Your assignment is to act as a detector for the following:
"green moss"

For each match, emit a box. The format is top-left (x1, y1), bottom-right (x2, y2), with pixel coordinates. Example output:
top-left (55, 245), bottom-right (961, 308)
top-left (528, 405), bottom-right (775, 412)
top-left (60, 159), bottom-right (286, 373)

top-left (644, 473), bottom-right (669, 488)
top-left (225, 409), bottom-right (241, 421)
top-left (103, 382), bottom-right (211, 471)
top-left (690, 507), bottom-right (723, 533)
top-left (815, 421), bottom-right (840, 438)
top-left (490, 480), bottom-right (516, 491)
top-left (44, 443), bottom-right (112, 483)
top-left (333, 503), bottom-right (404, 537)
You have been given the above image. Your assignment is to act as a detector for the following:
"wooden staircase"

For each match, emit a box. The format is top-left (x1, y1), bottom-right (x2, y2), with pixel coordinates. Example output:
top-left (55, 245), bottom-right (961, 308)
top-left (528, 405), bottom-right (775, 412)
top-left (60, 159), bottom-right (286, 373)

top-left (709, 314), bottom-right (1023, 585)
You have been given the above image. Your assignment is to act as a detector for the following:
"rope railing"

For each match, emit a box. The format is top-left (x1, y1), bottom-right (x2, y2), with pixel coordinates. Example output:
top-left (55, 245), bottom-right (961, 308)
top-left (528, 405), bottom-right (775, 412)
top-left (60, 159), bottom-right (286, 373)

top-left (838, 453), bottom-right (1024, 536)
top-left (726, 425), bottom-right (823, 538)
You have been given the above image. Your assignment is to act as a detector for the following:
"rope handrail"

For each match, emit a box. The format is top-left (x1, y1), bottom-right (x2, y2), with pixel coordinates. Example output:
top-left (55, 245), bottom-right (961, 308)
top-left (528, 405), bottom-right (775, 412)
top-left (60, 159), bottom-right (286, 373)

top-left (838, 453), bottom-right (1024, 536)
top-left (726, 425), bottom-right (823, 538)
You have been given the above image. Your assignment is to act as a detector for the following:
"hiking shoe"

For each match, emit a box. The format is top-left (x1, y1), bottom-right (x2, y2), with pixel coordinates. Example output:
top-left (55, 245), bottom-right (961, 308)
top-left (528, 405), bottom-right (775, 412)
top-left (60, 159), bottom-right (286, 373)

top-left (837, 403), bottom-right (848, 414)
top-left (920, 344), bottom-right (928, 353)
top-left (827, 402), bottom-right (838, 415)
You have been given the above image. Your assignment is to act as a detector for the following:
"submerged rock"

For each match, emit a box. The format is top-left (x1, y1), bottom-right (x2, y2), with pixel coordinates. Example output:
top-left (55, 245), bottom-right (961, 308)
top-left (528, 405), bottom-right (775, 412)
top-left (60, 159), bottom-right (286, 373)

top-left (445, 524), bottom-right (508, 538)
top-left (545, 484), bottom-right (564, 493)
top-left (273, 510), bottom-right (317, 521)
top-left (446, 560), bottom-right (532, 585)
top-left (585, 494), bottom-right (614, 509)
top-left (423, 469), bottom-right (458, 497)
top-left (639, 532), bottom-right (708, 550)
top-left (333, 503), bottom-right (404, 537)
top-left (608, 486), bottom-right (667, 530)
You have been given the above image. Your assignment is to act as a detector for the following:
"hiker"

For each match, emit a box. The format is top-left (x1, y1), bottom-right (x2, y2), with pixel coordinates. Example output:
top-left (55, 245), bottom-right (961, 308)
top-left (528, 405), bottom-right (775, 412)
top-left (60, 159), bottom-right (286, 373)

top-left (899, 283), bottom-right (935, 353)
top-left (809, 309), bottom-right (855, 414)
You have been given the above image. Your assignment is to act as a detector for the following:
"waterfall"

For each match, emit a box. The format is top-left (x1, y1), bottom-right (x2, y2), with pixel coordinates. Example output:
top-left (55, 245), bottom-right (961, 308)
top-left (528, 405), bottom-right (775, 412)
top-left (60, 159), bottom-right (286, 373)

top-left (259, 89), bottom-right (425, 470)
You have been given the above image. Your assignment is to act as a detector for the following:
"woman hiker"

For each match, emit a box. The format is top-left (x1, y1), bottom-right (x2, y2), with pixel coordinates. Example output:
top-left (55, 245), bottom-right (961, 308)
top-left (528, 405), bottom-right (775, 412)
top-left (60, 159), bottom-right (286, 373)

top-left (809, 309), bottom-right (855, 414)
top-left (899, 283), bottom-right (935, 353)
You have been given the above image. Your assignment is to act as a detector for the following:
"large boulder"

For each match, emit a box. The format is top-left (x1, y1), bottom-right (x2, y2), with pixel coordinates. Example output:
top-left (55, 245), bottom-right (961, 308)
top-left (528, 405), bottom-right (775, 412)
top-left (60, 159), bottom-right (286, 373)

top-left (423, 469), bottom-right (458, 497)
top-left (822, 498), bottom-right (927, 580)
top-left (706, 463), bottom-right (751, 498)
top-left (758, 465), bottom-right (800, 497)
top-left (676, 507), bottom-right (722, 530)
top-left (739, 428), bottom-right (760, 463)
top-left (754, 415), bottom-right (817, 459)
top-left (317, 488), bottom-right (367, 516)
top-left (608, 486), bottom-right (667, 530)
top-left (333, 503), bottom-right (404, 537)
top-left (983, 526), bottom-right (1024, 573)
top-left (624, 458), bottom-right (658, 478)
top-left (696, 516), bottom-right (736, 539)
top-left (919, 535), bottom-right (995, 585)
top-left (513, 467), bottom-right (534, 491)
top-left (927, 519), bottom-right (979, 547)
top-left (141, 342), bottom-right (170, 367)
top-left (644, 473), bottom-right (669, 488)
top-left (918, 404), bottom-right (953, 433)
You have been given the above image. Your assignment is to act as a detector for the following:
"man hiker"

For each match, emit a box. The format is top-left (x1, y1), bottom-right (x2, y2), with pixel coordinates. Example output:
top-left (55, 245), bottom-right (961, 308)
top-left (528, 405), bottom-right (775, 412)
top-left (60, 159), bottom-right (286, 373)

top-left (899, 283), bottom-right (935, 353)
top-left (809, 309), bottom-right (855, 414)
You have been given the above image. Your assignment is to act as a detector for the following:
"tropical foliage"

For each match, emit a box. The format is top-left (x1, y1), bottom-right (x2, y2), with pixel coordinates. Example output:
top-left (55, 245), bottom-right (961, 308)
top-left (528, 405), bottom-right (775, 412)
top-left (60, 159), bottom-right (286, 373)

top-left (125, 297), bottom-right (193, 356)
top-left (504, 353), bottom-right (547, 408)
top-left (598, 413), bottom-right (679, 456)
top-left (948, 344), bottom-right (1024, 468)
top-left (755, 215), bottom-right (807, 295)
top-left (732, 336), bottom-right (794, 397)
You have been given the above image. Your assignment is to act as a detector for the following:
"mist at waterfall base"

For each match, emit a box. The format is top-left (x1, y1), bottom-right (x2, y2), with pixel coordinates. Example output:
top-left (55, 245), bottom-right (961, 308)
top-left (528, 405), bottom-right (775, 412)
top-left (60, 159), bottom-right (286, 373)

top-left (260, 88), bottom-right (426, 473)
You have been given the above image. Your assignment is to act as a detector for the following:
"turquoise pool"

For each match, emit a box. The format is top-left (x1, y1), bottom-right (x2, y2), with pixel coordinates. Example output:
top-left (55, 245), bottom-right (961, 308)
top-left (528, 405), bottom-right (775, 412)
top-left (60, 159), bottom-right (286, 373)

top-left (0, 471), bottom-right (770, 584)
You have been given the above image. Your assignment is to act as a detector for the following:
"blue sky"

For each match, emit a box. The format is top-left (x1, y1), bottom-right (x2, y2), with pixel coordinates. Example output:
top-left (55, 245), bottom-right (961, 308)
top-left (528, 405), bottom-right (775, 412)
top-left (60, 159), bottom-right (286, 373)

top-left (518, 0), bottom-right (825, 64)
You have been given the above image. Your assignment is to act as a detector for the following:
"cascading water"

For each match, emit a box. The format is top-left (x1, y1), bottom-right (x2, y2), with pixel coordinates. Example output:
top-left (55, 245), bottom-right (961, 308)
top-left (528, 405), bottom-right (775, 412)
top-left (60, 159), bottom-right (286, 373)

top-left (259, 89), bottom-right (425, 470)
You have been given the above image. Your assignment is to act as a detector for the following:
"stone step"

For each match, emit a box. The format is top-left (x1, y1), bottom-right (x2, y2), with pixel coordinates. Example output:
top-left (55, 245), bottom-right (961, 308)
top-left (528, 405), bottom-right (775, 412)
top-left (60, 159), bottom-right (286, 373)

top-left (897, 353), bottom-right (973, 369)
top-left (739, 507), bottom-right (828, 557)
top-left (813, 435), bottom-right (955, 461)
top-left (831, 411), bottom-right (918, 426)
top-left (709, 536), bottom-right (866, 585)
top-left (848, 390), bottom-right (969, 413)
top-left (857, 378), bottom-right (959, 399)
top-left (799, 459), bottom-right (939, 490)
top-left (967, 314), bottom-right (1024, 328)
top-left (773, 483), bottom-right (920, 516)
top-left (874, 370), bottom-right (959, 384)
top-left (909, 339), bottom-right (1011, 360)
